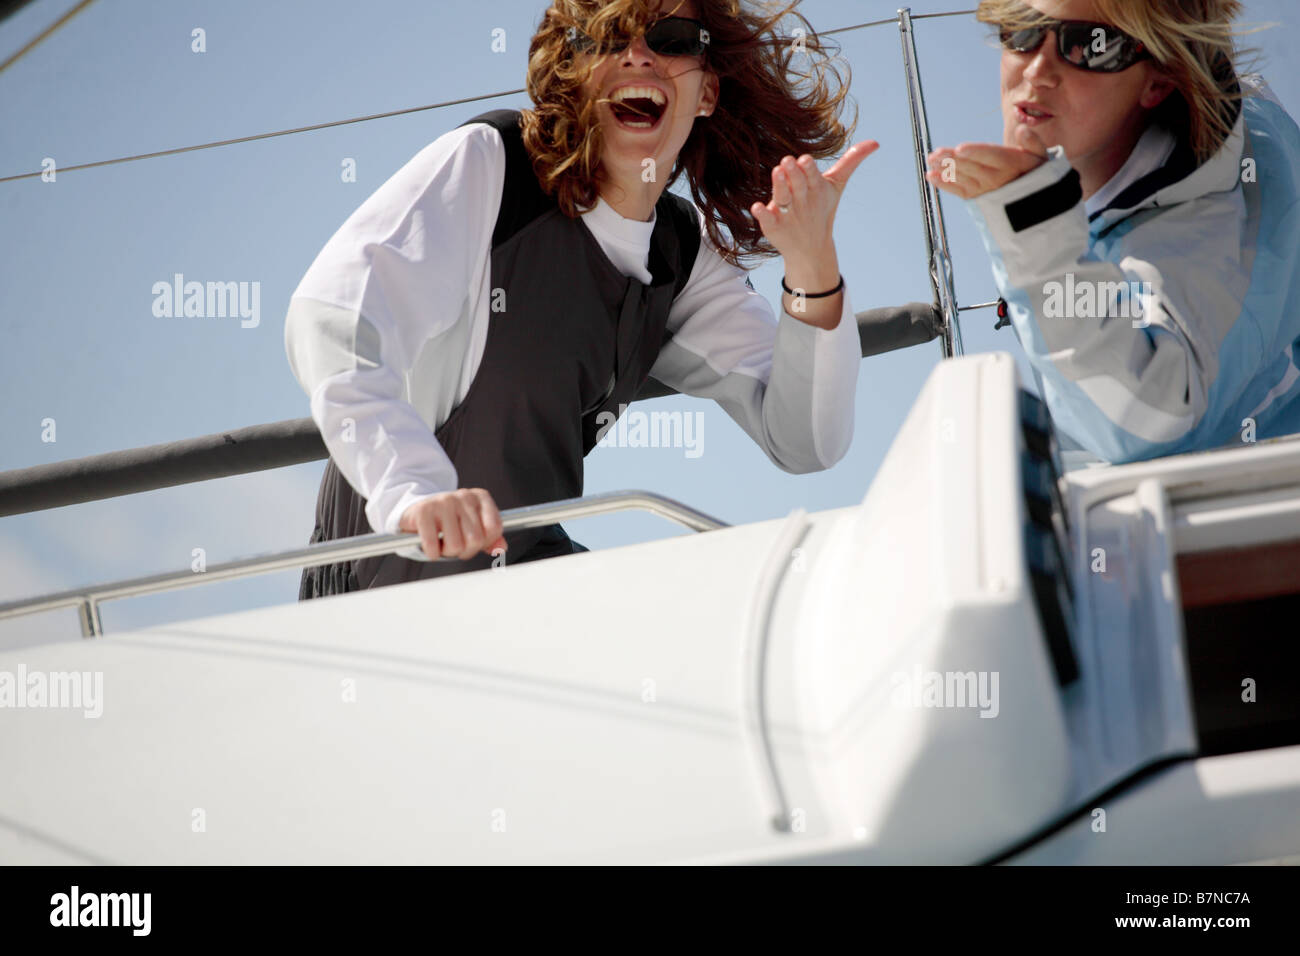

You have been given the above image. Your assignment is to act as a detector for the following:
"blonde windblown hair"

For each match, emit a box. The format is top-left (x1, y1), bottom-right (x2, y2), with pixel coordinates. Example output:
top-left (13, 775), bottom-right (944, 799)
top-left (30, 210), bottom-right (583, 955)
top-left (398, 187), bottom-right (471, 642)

top-left (977, 0), bottom-right (1251, 163)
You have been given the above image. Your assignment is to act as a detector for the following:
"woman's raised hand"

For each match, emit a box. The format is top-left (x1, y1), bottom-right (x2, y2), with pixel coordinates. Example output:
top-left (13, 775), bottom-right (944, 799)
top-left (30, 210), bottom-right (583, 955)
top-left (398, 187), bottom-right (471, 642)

top-left (926, 126), bottom-right (1050, 200)
top-left (750, 140), bottom-right (879, 260)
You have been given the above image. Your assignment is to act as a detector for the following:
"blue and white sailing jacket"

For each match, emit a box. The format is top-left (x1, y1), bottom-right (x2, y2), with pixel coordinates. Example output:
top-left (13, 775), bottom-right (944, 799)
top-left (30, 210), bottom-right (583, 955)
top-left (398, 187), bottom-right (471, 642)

top-left (966, 76), bottom-right (1300, 462)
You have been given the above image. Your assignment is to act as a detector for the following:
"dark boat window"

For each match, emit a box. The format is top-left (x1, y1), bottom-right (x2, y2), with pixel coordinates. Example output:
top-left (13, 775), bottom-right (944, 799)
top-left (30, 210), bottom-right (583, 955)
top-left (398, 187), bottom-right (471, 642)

top-left (1179, 540), bottom-right (1300, 756)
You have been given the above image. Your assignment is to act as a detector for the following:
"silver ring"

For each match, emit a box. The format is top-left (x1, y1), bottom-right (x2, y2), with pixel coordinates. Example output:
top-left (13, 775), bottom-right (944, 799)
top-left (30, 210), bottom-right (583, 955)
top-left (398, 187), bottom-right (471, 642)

top-left (437, 532), bottom-right (444, 540)
top-left (778, 204), bottom-right (791, 214)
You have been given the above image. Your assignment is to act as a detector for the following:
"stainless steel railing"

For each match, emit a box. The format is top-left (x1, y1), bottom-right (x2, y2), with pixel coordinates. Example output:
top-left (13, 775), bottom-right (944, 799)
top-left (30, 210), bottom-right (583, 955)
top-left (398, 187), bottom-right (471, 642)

top-left (0, 490), bottom-right (728, 638)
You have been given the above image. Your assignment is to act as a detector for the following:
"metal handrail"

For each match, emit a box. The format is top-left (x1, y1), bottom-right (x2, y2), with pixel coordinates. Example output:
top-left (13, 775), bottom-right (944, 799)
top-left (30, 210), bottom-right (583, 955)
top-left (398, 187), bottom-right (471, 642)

top-left (0, 490), bottom-right (728, 638)
top-left (899, 7), bottom-right (966, 359)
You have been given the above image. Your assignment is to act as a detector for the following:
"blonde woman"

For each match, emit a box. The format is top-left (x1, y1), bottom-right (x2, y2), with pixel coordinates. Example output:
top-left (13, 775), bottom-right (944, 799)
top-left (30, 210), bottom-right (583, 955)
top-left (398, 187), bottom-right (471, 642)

top-left (287, 0), bottom-right (874, 596)
top-left (928, 0), bottom-right (1300, 463)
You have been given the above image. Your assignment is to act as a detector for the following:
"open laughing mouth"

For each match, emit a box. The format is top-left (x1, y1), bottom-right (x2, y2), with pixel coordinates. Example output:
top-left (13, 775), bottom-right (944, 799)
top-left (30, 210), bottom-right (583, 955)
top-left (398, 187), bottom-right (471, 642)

top-left (609, 87), bottom-right (668, 131)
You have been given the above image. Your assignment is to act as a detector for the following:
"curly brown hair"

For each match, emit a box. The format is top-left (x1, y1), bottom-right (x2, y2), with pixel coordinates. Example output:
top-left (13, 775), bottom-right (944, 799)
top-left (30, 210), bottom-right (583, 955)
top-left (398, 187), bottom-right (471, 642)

top-left (519, 0), bottom-right (856, 268)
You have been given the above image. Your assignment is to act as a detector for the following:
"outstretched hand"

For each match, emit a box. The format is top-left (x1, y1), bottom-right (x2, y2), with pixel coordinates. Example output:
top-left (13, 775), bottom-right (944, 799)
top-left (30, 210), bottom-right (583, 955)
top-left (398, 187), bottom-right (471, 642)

top-left (750, 140), bottom-right (879, 260)
top-left (925, 126), bottom-right (1050, 200)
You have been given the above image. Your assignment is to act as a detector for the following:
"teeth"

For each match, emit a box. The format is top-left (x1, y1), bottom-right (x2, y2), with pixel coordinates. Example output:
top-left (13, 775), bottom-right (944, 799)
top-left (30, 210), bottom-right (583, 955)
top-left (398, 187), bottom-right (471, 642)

top-left (611, 86), bottom-right (666, 106)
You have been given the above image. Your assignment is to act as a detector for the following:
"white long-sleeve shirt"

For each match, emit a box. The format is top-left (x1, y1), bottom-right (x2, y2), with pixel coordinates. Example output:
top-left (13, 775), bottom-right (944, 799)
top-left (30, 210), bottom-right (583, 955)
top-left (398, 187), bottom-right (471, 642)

top-left (284, 121), bottom-right (861, 536)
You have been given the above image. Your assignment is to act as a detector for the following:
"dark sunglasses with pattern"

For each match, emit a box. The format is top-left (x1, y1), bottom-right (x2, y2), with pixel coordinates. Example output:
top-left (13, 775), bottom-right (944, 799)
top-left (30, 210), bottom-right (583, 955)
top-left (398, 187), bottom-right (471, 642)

top-left (566, 15), bottom-right (711, 57)
top-left (998, 10), bottom-right (1151, 73)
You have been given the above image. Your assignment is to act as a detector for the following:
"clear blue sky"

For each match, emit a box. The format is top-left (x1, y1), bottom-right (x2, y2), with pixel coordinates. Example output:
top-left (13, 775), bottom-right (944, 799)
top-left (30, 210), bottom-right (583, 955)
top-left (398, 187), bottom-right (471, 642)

top-left (2, 0), bottom-right (1296, 642)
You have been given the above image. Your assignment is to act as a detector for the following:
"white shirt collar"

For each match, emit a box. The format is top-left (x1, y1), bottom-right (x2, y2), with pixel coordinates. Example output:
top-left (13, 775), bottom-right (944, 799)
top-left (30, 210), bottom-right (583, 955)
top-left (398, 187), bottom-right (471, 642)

top-left (1085, 124), bottom-right (1178, 216)
top-left (578, 196), bottom-right (657, 283)
top-left (582, 195), bottom-right (657, 235)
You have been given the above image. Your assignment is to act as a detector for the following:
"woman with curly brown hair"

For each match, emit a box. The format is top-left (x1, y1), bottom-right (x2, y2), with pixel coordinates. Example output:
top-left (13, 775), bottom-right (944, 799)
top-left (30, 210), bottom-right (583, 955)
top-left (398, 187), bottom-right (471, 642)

top-left (287, 0), bottom-right (875, 597)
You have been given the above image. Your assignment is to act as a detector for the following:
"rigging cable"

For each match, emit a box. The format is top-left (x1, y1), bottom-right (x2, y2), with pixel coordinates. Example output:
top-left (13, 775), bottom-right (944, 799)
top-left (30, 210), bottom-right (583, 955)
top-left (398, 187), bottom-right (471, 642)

top-left (0, 0), bottom-right (95, 75)
top-left (0, 8), bottom-right (976, 184)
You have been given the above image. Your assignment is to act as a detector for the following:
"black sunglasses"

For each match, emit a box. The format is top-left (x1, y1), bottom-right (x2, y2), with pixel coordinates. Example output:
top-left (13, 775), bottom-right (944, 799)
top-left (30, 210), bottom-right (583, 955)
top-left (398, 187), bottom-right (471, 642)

top-left (566, 16), bottom-right (710, 57)
top-left (999, 16), bottom-right (1150, 73)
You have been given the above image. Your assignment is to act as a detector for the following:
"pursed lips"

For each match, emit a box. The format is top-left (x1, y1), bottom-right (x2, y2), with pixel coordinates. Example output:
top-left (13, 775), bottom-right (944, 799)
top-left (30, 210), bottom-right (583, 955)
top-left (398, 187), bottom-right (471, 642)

top-left (1013, 99), bottom-right (1055, 124)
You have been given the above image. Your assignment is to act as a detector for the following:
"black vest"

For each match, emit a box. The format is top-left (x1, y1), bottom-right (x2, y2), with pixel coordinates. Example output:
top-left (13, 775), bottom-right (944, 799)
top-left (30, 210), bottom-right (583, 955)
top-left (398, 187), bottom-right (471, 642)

top-left (300, 108), bottom-right (702, 597)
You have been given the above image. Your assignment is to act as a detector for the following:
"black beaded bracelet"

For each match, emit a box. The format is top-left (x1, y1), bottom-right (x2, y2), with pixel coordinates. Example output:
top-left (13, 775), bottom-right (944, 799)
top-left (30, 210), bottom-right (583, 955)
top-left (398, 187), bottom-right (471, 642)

top-left (781, 273), bottom-right (844, 298)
